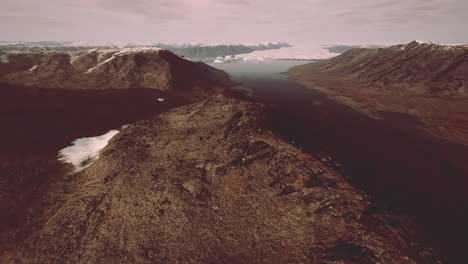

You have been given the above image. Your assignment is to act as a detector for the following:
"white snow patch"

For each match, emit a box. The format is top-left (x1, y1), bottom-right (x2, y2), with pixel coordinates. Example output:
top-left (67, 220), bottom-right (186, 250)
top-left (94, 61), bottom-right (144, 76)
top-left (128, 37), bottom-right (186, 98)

top-left (114, 47), bottom-right (163, 54)
top-left (440, 43), bottom-right (468, 46)
top-left (86, 47), bottom-right (163, 73)
top-left (392, 41), bottom-right (468, 51)
top-left (200, 41), bottom-right (289, 48)
top-left (157, 98), bottom-right (165, 102)
top-left (438, 43), bottom-right (468, 49)
top-left (86, 55), bottom-right (117, 73)
top-left (0, 54), bottom-right (9, 63)
top-left (238, 46), bottom-right (340, 60)
top-left (29, 65), bottom-right (38, 71)
top-left (213, 57), bottom-right (224, 64)
top-left (214, 46), bottom-right (340, 63)
top-left (58, 129), bottom-right (120, 172)
top-left (415, 40), bottom-right (431, 44)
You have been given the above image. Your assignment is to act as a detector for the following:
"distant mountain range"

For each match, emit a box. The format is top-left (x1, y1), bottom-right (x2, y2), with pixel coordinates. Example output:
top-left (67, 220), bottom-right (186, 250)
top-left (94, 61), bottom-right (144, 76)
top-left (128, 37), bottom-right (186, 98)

top-left (323, 40), bottom-right (468, 96)
top-left (0, 42), bottom-right (363, 63)
top-left (0, 41), bottom-right (291, 62)
top-left (154, 42), bottom-right (291, 60)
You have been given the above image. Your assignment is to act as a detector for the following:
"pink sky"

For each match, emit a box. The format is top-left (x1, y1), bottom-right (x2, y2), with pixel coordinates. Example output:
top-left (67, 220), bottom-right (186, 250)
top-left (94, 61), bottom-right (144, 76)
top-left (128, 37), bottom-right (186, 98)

top-left (1, 0), bottom-right (467, 45)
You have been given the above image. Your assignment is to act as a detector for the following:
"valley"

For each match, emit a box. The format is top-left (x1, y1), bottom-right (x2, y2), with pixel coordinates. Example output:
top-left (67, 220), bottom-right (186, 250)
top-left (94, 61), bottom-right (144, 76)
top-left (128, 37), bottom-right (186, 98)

top-left (212, 59), bottom-right (468, 263)
top-left (0, 44), bottom-right (466, 263)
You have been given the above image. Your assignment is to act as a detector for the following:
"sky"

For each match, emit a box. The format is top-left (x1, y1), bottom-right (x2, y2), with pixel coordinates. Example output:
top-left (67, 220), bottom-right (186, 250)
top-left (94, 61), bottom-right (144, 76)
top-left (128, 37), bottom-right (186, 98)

top-left (1, 0), bottom-right (467, 45)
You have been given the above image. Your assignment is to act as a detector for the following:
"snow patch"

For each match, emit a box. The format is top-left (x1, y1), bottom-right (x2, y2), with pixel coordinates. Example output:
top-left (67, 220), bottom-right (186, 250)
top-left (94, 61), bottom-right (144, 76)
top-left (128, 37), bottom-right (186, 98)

top-left (440, 43), bottom-right (468, 46)
top-left (415, 40), bottom-right (431, 44)
top-left (213, 57), bottom-right (224, 64)
top-left (0, 54), bottom-right (9, 63)
top-left (237, 46), bottom-right (340, 60)
top-left (58, 129), bottom-right (120, 172)
top-left (85, 47), bottom-right (162, 73)
top-left (86, 55), bottom-right (117, 73)
top-left (29, 65), bottom-right (38, 71)
top-left (213, 46), bottom-right (340, 63)
top-left (394, 41), bottom-right (468, 51)
top-left (199, 41), bottom-right (288, 47)
top-left (438, 43), bottom-right (468, 50)
top-left (157, 98), bottom-right (165, 102)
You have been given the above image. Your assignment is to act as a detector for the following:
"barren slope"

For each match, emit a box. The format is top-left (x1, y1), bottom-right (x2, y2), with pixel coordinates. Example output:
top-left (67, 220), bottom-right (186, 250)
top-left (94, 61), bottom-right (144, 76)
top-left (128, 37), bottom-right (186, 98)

top-left (289, 41), bottom-right (468, 145)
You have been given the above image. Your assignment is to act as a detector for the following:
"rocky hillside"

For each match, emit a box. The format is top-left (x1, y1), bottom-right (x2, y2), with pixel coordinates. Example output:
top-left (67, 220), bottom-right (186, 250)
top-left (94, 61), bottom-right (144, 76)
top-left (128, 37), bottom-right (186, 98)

top-left (1, 93), bottom-right (442, 264)
top-left (0, 48), bottom-right (230, 90)
top-left (289, 41), bottom-right (468, 145)
top-left (323, 41), bottom-right (468, 96)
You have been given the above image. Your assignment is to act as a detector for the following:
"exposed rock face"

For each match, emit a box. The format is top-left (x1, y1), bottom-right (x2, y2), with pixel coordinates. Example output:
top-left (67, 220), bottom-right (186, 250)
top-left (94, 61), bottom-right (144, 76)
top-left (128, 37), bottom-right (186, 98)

top-left (2, 94), bottom-right (442, 264)
top-left (0, 48), bottom-right (230, 90)
top-left (289, 41), bottom-right (468, 145)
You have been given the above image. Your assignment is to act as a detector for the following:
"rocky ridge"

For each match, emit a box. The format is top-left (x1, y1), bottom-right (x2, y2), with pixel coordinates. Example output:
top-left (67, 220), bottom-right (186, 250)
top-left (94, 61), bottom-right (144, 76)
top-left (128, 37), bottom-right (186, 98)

top-left (1, 93), bottom-right (443, 264)
top-left (322, 41), bottom-right (468, 96)
top-left (0, 48), bottom-right (230, 90)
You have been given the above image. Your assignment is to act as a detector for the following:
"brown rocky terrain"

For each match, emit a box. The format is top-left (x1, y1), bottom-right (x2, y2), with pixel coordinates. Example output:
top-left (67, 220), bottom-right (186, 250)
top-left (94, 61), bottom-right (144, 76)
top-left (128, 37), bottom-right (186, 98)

top-left (0, 48), bottom-right (230, 90)
top-left (288, 41), bottom-right (468, 145)
top-left (0, 49), bottom-right (445, 263)
top-left (1, 93), bottom-right (442, 264)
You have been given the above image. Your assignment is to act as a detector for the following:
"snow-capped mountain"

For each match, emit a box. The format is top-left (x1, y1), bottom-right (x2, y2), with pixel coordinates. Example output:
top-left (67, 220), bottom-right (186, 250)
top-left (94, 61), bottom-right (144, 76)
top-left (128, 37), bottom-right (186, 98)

top-left (0, 41), bottom-right (292, 62)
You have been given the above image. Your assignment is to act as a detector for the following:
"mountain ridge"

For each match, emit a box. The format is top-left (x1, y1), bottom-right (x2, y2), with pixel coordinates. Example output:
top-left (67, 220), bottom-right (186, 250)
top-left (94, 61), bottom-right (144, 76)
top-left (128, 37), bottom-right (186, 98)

top-left (289, 40), bottom-right (468, 145)
top-left (1, 93), bottom-right (443, 264)
top-left (0, 42), bottom-right (292, 62)
top-left (0, 48), bottom-right (231, 90)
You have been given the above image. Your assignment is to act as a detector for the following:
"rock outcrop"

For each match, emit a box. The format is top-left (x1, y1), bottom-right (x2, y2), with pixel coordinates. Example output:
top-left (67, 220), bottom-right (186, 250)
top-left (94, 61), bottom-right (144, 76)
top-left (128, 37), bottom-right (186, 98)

top-left (1, 94), bottom-right (442, 264)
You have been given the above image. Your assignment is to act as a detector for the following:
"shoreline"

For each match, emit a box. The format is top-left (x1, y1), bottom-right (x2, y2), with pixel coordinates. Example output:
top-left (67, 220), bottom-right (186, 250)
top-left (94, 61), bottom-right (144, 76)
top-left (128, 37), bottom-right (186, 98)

top-left (288, 61), bottom-right (468, 147)
top-left (212, 60), bottom-right (468, 262)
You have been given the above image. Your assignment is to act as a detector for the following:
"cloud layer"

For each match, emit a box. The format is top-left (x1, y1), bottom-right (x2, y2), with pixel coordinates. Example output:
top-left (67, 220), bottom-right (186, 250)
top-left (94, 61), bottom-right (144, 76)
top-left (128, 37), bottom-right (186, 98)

top-left (1, 0), bottom-right (467, 44)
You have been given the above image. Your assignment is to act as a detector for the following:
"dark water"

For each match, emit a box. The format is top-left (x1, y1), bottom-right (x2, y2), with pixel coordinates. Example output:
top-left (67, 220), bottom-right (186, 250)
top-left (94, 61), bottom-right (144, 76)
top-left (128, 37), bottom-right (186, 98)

top-left (211, 61), bottom-right (468, 263)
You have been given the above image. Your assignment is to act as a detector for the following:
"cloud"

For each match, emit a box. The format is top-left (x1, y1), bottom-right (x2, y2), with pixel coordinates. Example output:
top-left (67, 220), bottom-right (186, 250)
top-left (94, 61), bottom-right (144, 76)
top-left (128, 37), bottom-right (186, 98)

top-left (215, 0), bottom-right (251, 5)
top-left (0, 13), bottom-right (61, 26)
top-left (1, 0), bottom-right (467, 44)
top-left (334, 0), bottom-right (466, 27)
top-left (60, 0), bottom-right (186, 22)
